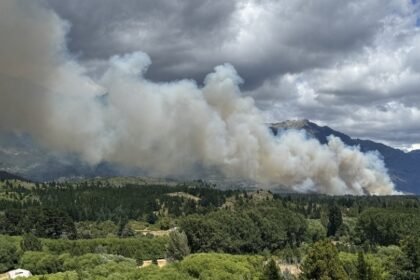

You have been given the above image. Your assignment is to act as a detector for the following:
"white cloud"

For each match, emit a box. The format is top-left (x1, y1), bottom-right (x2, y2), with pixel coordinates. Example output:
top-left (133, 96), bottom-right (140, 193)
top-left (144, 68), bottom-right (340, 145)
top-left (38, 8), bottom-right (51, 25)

top-left (249, 1), bottom-right (420, 146)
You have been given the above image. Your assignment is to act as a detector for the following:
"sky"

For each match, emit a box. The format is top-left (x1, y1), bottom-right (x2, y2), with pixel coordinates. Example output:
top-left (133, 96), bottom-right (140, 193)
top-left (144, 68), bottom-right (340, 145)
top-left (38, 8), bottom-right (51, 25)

top-left (41, 0), bottom-right (420, 150)
top-left (0, 0), bottom-right (406, 194)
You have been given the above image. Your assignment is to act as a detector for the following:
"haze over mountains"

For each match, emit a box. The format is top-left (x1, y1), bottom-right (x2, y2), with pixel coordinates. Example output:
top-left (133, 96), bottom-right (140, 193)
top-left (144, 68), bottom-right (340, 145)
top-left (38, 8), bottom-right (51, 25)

top-left (1, 120), bottom-right (419, 194)
top-left (0, 1), bottom-right (411, 196)
top-left (271, 120), bottom-right (420, 194)
top-left (0, 131), bottom-right (140, 182)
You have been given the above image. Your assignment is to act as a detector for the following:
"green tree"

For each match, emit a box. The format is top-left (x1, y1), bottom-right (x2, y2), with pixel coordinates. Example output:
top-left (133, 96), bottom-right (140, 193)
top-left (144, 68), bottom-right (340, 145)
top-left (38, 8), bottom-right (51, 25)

top-left (356, 252), bottom-right (373, 280)
top-left (20, 251), bottom-right (62, 275)
top-left (300, 240), bottom-right (348, 280)
top-left (305, 219), bottom-right (326, 243)
top-left (117, 218), bottom-right (128, 237)
top-left (166, 230), bottom-right (191, 262)
top-left (327, 204), bottom-right (342, 237)
top-left (390, 236), bottom-right (420, 279)
top-left (147, 213), bottom-right (158, 225)
top-left (0, 236), bottom-right (19, 272)
top-left (21, 232), bottom-right (43, 251)
top-left (119, 223), bottom-right (135, 238)
top-left (263, 258), bottom-right (283, 280)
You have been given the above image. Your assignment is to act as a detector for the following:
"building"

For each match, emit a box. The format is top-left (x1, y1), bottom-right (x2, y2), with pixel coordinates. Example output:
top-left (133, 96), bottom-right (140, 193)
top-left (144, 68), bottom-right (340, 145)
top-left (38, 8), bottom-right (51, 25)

top-left (7, 269), bottom-right (32, 279)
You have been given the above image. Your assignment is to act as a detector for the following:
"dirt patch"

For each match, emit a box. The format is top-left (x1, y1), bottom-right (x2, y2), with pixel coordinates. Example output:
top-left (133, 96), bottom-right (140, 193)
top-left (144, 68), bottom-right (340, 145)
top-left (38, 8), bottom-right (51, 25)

top-left (139, 259), bottom-right (168, 268)
top-left (167, 192), bottom-right (200, 201)
top-left (279, 263), bottom-right (301, 277)
top-left (135, 229), bottom-right (171, 237)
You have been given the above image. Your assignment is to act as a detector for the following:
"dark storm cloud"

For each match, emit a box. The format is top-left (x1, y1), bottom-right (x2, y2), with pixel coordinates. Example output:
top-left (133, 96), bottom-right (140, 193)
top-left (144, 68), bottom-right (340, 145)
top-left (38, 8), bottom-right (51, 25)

top-left (45, 0), bottom-right (237, 82)
top-left (1, 0), bottom-right (400, 195)
top-left (45, 0), bottom-right (399, 87)
top-left (45, 0), bottom-right (237, 57)
top-left (37, 0), bottom-right (420, 148)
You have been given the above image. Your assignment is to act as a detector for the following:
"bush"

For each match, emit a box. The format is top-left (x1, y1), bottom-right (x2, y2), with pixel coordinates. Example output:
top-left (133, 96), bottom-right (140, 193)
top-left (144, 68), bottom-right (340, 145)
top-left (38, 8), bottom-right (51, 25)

top-left (166, 230), bottom-right (190, 262)
top-left (20, 251), bottom-right (62, 275)
top-left (21, 233), bottom-right (43, 251)
top-left (178, 253), bottom-right (264, 280)
top-left (0, 235), bottom-right (19, 272)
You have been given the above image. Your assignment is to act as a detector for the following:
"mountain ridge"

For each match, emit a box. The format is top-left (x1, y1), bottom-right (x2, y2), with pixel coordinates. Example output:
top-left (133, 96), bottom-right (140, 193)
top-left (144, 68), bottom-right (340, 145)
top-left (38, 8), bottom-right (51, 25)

top-left (0, 170), bottom-right (30, 182)
top-left (0, 120), bottom-right (419, 193)
top-left (270, 120), bottom-right (420, 194)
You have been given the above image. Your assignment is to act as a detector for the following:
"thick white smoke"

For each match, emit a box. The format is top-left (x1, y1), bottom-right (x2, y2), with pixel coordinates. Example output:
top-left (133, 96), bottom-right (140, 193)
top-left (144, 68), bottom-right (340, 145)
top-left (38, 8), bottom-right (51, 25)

top-left (0, 0), bottom-right (396, 195)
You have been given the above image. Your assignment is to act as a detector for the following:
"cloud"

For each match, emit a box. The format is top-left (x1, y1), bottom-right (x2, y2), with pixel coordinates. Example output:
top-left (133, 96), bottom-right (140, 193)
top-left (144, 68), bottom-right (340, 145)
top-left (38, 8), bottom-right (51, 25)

top-left (247, 1), bottom-right (420, 147)
top-left (43, 0), bottom-right (420, 148)
top-left (44, 0), bottom-right (237, 82)
top-left (0, 0), bottom-right (397, 195)
top-left (45, 0), bottom-right (406, 86)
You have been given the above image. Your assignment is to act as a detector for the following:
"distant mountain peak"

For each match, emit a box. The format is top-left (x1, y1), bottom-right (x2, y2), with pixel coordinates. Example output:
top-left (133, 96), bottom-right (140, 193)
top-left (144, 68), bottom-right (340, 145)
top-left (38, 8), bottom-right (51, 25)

top-left (271, 119), bottom-right (312, 129)
top-left (270, 119), bottom-right (332, 138)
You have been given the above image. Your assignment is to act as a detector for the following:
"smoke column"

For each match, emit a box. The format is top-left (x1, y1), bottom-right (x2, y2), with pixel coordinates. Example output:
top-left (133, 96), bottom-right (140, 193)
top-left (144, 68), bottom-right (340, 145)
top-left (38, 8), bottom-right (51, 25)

top-left (0, 0), bottom-right (396, 195)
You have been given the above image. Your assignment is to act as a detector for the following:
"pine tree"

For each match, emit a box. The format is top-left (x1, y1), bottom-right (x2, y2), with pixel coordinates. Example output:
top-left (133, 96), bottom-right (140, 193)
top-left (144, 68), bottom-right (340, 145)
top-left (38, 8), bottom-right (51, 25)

top-left (21, 232), bottom-right (43, 251)
top-left (357, 251), bottom-right (369, 280)
top-left (327, 204), bottom-right (342, 237)
top-left (391, 236), bottom-right (420, 280)
top-left (300, 240), bottom-right (348, 280)
top-left (263, 258), bottom-right (283, 280)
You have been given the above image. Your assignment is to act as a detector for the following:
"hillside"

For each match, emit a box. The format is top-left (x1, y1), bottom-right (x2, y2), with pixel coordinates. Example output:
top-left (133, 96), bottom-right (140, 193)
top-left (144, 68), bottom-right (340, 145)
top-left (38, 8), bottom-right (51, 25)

top-left (0, 170), bottom-right (29, 182)
top-left (1, 181), bottom-right (420, 278)
top-left (1, 120), bottom-right (419, 193)
top-left (271, 120), bottom-right (420, 194)
top-left (0, 132), bottom-right (141, 182)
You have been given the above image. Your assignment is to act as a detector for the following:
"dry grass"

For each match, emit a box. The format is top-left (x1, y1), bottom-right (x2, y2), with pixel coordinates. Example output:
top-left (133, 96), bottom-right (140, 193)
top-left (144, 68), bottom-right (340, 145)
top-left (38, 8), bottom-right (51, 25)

top-left (222, 189), bottom-right (274, 209)
top-left (139, 259), bottom-right (168, 268)
top-left (279, 263), bottom-right (301, 276)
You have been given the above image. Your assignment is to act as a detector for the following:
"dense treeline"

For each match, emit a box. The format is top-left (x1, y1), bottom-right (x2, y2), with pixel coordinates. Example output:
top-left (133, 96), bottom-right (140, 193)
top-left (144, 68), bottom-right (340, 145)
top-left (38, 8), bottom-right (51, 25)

top-left (2, 181), bottom-right (420, 247)
top-left (0, 181), bottom-right (229, 221)
top-left (0, 181), bottom-right (232, 238)
top-left (180, 202), bottom-right (307, 254)
top-left (0, 234), bottom-right (166, 271)
top-left (356, 208), bottom-right (420, 246)
top-left (0, 207), bottom-right (77, 238)
top-left (272, 193), bottom-right (420, 219)
top-left (43, 236), bottom-right (167, 260)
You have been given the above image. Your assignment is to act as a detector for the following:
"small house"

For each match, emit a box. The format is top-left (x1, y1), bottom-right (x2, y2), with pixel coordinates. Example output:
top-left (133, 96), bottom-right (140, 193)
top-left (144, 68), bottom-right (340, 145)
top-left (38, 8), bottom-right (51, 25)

top-left (7, 269), bottom-right (32, 279)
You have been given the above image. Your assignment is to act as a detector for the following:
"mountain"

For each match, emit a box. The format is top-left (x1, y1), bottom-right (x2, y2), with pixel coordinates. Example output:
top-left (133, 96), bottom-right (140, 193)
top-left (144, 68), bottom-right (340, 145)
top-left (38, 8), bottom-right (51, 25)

top-left (270, 120), bottom-right (420, 194)
top-left (0, 132), bottom-right (139, 182)
top-left (0, 170), bottom-right (30, 182)
top-left (1, 120), bottom-right (419, 193)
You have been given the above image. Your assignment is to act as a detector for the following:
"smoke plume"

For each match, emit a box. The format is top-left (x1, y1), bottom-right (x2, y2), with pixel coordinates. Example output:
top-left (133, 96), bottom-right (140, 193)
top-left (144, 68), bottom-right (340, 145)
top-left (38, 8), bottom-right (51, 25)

top-left (0, 0), bottom-right (396, 195)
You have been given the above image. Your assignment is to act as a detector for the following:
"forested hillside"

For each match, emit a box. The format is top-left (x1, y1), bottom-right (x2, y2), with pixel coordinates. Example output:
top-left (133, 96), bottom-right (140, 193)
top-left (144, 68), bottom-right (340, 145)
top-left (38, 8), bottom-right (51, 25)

top-left (3, 119), bottom-right (420, 195)
top-left (1, 179), bottom-right (420, 279)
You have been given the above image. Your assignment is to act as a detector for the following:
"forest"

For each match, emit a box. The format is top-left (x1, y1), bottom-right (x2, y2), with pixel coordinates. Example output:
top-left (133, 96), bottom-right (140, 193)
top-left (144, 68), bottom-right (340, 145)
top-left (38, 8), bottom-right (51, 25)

top-left (1, 178), bottom-right (420, 279)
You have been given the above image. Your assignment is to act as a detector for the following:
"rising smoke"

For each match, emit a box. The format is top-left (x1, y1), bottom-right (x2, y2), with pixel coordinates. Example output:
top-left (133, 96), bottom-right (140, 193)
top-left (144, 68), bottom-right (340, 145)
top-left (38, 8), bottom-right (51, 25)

top-left (0, 0), bottom-right (396, 195)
